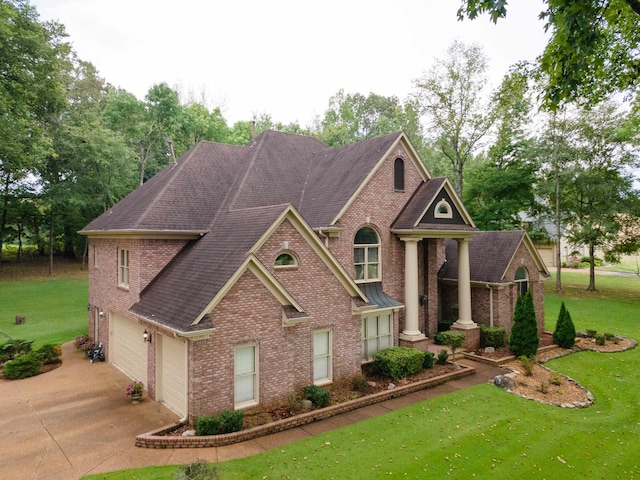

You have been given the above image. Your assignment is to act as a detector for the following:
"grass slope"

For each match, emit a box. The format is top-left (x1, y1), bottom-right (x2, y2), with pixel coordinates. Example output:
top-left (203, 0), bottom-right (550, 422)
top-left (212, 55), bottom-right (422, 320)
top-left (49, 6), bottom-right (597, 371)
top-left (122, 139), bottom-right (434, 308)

top-left (83, 271), bottom-right (640, 479)
top-left (0, 277), bottom-right (88, 348)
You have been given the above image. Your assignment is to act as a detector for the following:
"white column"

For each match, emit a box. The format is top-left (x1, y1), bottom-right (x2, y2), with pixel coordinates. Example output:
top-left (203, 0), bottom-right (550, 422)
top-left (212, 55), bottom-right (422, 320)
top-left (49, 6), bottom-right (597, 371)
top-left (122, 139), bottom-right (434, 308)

top-left (400, 238), bottom-right (424, 339)
top-left (453, 238), bottom-right (475, 328)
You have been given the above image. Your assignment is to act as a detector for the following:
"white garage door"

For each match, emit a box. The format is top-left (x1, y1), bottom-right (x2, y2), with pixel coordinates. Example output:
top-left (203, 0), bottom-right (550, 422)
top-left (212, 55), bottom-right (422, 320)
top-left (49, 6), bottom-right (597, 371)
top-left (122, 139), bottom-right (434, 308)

top-left (158, 335), bottom-right (187, 418)
top-left (111, 314), bottom-right (148, 386)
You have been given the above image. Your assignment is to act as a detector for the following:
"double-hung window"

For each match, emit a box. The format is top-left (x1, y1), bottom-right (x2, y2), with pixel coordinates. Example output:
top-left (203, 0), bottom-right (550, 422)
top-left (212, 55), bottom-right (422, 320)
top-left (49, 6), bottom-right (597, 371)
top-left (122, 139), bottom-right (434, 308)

top-left (313, 329), bottom-right (332, 385)
top-left (515, 267), bottom-right (529, 297)
top-left (234, 344), bottom-right (258, 408)
top-left (118, 248), bottom-right (129, 288)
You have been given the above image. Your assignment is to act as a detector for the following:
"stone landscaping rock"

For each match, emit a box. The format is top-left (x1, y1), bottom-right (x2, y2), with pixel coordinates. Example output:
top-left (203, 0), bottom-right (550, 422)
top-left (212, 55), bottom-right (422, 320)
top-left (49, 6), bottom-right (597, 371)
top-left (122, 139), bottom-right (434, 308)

top-left (493, 374), bottom-right (515, 390)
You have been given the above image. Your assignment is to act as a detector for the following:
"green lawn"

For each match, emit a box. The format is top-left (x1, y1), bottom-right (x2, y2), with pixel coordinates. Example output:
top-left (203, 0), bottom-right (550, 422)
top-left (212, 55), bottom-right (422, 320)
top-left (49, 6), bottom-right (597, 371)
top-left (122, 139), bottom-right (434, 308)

top-left (0, 276), bottom-right (88, 348)
top-left (81, 271), bottom-right (640, 479)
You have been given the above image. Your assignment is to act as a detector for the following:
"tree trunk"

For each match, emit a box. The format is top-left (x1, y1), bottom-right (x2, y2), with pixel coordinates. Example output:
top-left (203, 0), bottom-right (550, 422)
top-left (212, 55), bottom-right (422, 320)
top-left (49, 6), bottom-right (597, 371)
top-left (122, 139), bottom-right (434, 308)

top-left (587, 242), bottom-right (597, 291)
top-left (0, 174), bottom-right (11, 271)
top-left (554, 152), bottom-right (562, 293)
top-left (49, 211), bottom-right (54, 276)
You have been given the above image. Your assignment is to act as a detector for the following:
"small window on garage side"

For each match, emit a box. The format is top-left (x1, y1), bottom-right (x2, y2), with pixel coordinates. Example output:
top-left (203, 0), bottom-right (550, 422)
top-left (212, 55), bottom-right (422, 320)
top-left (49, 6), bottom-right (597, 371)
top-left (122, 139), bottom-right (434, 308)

top-left (515, 267), bottom-right (529, 297)
top-left (274, 252), bottom-right (297, 268)
top-left (394, 158), bottom-right (405, 191)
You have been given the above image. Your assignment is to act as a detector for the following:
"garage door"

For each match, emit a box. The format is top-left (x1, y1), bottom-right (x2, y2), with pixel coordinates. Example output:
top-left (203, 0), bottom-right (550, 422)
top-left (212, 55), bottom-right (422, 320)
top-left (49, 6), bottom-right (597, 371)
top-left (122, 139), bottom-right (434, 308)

top-left (111, 314), bottom-right (148, 386)
top-left (158, 335), bottom-right (187, 418)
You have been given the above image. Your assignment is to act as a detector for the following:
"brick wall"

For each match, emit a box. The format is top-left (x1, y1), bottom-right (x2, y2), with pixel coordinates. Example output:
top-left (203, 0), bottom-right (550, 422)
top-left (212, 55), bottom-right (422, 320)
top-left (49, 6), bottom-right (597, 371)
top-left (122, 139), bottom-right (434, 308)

top-left (326, 144), bottom-right (432, 337)
top-left (87, 237), bottom-right (186, 361)
top-left (187, 218), bottom-right (360, 418)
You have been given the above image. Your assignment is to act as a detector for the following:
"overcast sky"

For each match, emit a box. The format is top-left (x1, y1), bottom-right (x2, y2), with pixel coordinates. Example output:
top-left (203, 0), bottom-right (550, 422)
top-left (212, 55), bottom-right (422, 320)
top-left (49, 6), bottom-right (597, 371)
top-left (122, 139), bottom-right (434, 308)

top-left (32, 0), bottom-right (549, 126)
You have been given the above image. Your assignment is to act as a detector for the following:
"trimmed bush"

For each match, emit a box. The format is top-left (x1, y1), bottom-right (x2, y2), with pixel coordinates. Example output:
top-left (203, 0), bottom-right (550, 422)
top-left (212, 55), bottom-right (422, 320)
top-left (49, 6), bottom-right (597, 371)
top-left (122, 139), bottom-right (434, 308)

top-left (422, 350), bottom-right (435, 369)
top-left (433, 332), bottom-right (445, 345)
top-left (586, 329), bottom-right (597, 338)
top-left (3, 352), bottom-right (43, 379)
top-left (195, 410), bottom-right (244, 435)
top-left (436, 349), bottom-right (449, 365)
top-left (372, 346), bottom-right (424, 380)
top-left (439, 331), bottom-right (465, 360)
top-left (595, 334), bottom-right (606, 346)
top-left (552, 302), bottom-right (576, 348)
top-left (510, 291), bottom-right (539, 358)
top-left (480, 325), bottom-right (506, 349)
top-left (303, 384), bottom-right (331, 408)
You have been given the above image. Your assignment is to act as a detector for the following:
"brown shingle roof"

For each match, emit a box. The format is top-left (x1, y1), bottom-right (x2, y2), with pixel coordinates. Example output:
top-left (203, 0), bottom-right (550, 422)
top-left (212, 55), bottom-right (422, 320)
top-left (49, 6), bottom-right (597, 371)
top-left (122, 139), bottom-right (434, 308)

top-left (84, 130), bottom-right (410, 331)
top-left (130, 204), bottom-right (289, 331)
top-left (439, 230), bottom-right (527, 283)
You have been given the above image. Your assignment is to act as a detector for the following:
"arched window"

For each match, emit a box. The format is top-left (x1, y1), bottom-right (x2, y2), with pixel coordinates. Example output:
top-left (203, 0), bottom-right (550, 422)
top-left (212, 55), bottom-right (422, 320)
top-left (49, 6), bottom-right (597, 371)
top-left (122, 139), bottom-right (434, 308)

top-left (275, 252), bottom-right (297, 268)
top-left (515, 267), bottom-right (529, 297)
top-left (434, 199), bottom-right (453, 219)
top-left (394, 158), bottom-right (405, 191)
top-left (354, 227), bottom-right (380, 281)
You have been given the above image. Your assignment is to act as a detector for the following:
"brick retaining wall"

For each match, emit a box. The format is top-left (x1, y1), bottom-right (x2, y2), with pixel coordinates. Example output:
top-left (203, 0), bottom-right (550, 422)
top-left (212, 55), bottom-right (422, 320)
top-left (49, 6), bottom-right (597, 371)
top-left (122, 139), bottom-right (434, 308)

top-left (136, 364), bottom-right (475, 448)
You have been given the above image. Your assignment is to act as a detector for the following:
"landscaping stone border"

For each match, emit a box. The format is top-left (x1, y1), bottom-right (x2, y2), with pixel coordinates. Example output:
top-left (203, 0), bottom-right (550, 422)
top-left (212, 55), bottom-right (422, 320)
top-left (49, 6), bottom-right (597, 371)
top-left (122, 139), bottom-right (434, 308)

top-left (135, 363), bottom-right (475, 448)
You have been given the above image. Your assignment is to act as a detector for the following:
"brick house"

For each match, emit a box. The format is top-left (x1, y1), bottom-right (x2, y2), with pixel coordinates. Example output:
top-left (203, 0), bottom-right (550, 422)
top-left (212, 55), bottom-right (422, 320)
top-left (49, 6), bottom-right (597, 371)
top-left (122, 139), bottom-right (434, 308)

top-left (80, 130), bottom-right (548, 421)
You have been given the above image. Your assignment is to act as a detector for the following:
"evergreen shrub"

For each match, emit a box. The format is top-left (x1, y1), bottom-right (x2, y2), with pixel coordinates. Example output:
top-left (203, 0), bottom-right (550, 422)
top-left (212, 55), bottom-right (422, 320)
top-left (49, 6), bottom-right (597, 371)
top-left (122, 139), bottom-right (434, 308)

top-left (2, 352), bottom-right (42, 379)
top-left (509, 291), bottom-right (539, 358)
top-left (480, 325), bottom-right (506, 349)
top-left (303, 385), bottom-right (331, 408)
top-left (195, 410), bottom-right (244, 435)
top-left (436, 349), bottom-right (449, 365)
top-left (422, 350), bottom-right (435, 369)
top-left (372, 346), bottom-right (424, 380)
top-left (552, 302), bottom-right (576, 348)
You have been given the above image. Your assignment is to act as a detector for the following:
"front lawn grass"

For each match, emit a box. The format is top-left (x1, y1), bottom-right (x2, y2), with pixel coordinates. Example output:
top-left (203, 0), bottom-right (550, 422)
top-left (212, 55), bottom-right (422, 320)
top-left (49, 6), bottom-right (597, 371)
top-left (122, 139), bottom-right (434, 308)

top-left (83, 270), bottom-right (640, 479)
top-left (0, 276), bottom-right (88, 348)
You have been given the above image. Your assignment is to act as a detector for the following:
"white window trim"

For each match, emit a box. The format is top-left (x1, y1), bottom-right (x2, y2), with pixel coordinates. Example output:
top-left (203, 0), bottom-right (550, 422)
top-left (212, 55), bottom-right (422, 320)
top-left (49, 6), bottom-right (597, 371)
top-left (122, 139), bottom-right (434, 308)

top-left (313, 329), bottom-right (332, 385)
top-left (434, 199), bottom-right (453, 219)
top-left (354, 228), bottom-right (381, 283)
top-left (117, 247), bottom-right (129, 288)
top-left (515, 267), bottom-right (529, 297)
top-left (274, 251), bottom-right (298, 269)
top-left (234, 344), bottom-right (259, 409)
top-left (361, 312), bottom-right (393, 361)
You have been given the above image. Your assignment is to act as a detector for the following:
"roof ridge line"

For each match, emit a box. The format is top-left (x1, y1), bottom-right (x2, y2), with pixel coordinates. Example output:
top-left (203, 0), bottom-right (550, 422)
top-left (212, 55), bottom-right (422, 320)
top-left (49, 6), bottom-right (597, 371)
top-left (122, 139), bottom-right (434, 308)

top-left (133, 146), bottom-right (199, 229)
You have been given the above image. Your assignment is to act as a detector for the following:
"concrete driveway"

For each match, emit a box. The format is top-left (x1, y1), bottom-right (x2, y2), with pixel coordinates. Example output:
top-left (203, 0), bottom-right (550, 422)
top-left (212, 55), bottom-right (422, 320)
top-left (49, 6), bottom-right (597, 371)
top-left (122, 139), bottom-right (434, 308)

top-left (0, 342), bottom-right (505, 479)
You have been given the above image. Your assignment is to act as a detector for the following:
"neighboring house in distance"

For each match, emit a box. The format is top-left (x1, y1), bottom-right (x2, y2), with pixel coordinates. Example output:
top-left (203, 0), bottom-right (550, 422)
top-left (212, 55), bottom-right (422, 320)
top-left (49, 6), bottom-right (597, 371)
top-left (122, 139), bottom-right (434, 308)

top-left (80, 130), bottom-right (548, 421)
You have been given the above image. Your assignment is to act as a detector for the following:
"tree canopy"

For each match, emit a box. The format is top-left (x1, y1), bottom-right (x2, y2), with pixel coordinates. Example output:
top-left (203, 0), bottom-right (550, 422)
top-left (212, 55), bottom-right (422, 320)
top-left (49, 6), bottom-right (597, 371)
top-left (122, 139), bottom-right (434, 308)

top-left (457, 0), bottom-right (640, 108)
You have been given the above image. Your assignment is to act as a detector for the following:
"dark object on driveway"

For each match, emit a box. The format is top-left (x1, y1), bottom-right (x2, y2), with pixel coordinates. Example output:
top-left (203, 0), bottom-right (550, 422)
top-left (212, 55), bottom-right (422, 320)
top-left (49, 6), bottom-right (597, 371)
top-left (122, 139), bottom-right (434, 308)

top-left (89, 343), bottom-right (105, 363)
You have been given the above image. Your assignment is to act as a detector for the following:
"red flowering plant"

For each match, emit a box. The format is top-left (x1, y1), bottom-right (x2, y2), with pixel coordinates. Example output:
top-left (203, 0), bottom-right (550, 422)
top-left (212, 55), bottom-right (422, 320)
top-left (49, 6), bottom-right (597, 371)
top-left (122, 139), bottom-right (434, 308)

top-left (125, 380), bottom-right (144, 397)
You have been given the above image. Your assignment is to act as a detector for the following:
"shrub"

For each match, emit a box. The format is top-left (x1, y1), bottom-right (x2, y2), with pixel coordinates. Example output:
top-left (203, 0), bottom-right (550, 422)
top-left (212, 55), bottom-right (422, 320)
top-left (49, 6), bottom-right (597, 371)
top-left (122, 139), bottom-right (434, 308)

top-left (433, 332), bottom-right (445, 345)
top-left (286, 393), bottom-right (304, 412)
top-left (372, 346), bottom-right (424, 380)
top-left (351, 374), bottom-right (370, 394)
top-left (3, 352), bottom-right (43, 379)
top-left (550, 373), bottom-right (562, 386)
top-left (510, 291), bottom-right (539, 358)
top-left (303, 385), bottom-right (331, 408)
top-left (595, 334), bottom-right (606, 346)
top-left (422, 350), bottom-right (435, 369)
top-left (552, 302), bottom-right (576, 349)
top-left (0, 339), bottom-right (33, 360)
top-left (604, 333), bottom-right (615, 341)
top-left (436, 349), bottom-right (449, 365)
top-left (195, 410), bottom-right (244, 435)
top-left (439, 331), bottom-right (466, 360)
top-left (480, 325), bottom-right (506, 349)
top-left (175, 459), bottom-right (220, 480)
top-left (37, 344), bottom-right (63, 364)
top-left (519, 355), bottom-right (535, 377)
top-left (586, 329), bottom-right (597, 338)
top-left (74, 334), bottom-right (91, 351)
